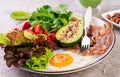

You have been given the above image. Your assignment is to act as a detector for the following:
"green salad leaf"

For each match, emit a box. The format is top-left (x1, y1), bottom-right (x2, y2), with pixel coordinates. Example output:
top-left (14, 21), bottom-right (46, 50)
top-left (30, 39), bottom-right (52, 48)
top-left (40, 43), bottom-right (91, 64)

top-left (6, 31), bottom-right (26, 46)
top-left (52, 4), bottom-right (68, 14)
top-left (24, 31), bottom-right (38, 40)
top-left (40, 34), bottom-right (47, 40)
top-left (45, 47), bottom-right (54, 58)
top-left (25, 47), bottom-right (53, 70)
top-left (11, 11), bottom-right (30, 20)
top-left (29, 4), bottom-right (72, 33)
top-left (0, 33), bottom-right (10, 44)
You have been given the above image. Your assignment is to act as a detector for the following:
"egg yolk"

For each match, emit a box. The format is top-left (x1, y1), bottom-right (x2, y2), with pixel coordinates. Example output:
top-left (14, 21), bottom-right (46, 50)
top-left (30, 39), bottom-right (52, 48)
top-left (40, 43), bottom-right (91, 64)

top-left (50, 53), bottom-right (73, 67)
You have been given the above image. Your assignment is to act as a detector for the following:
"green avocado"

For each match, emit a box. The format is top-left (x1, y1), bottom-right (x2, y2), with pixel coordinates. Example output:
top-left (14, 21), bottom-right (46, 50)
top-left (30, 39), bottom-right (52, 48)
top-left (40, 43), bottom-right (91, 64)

top-left (55, 17), bottom-right (84, 47)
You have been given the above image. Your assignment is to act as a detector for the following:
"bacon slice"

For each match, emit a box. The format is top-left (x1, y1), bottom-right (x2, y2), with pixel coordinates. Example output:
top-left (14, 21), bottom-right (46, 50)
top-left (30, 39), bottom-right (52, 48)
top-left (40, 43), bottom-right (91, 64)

top-left (67, 22), bottom-right (113, 56)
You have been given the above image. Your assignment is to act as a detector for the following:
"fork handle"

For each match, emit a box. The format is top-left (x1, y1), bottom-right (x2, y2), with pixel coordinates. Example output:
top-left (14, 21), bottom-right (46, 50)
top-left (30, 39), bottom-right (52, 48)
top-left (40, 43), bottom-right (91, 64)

top-left (84, 7), bottom-right (92, 35)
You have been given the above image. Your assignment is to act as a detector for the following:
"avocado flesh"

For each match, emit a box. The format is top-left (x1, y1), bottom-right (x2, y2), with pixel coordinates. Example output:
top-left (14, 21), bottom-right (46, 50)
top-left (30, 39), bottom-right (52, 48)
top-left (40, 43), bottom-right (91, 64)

top-left (55, 17), bottom-right (83, 47)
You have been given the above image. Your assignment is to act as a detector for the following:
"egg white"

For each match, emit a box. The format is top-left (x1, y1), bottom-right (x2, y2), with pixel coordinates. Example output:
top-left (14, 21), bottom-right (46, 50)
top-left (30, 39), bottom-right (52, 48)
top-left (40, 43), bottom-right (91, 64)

top-left (43, 50), bottom-right (94, 72)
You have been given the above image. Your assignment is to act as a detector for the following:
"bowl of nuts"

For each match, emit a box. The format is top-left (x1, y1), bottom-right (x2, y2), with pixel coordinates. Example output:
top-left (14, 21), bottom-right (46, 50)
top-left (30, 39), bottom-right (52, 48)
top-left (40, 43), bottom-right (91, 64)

top-left (101, 9), bottom-right (120, 28)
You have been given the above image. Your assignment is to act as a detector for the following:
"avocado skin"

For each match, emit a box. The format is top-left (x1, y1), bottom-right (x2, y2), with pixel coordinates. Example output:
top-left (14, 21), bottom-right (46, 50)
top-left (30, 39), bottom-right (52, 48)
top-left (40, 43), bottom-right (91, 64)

top-left (56, 38), bottom-right (82, 47)
top-left (55, 17), bottom-right (84, 47)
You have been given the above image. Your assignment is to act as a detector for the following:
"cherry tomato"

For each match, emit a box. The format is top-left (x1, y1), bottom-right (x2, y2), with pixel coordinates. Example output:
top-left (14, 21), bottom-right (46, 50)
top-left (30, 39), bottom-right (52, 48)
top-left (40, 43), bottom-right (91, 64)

top-left (43, 30), bottom-right (49, 36)
top-left (47, 32), bottom-right (56, 42)
top-left (43, 30), bottom-right (52, 41)
top-left (22, 21), bottom-right (31, 31)
top-left (47, 35), bottom-right (52, 41)
top-left (50, 32), bottom-right (56, 42)
top-left (33, 24), bottom-right (43, 34)
top-left (13, 28), bottom-right (19, 31)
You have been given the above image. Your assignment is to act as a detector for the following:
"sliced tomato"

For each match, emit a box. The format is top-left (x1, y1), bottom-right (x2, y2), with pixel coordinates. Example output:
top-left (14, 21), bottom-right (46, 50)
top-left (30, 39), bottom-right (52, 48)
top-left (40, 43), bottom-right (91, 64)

top-left (22, 21), bottom-right (31, 31)
top-left (33, 24), bottom-right (43, 34)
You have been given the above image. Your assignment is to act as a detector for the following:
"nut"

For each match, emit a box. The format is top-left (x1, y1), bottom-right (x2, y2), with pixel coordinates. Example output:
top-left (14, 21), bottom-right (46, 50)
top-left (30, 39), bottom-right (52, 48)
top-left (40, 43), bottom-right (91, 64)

top-left (107, 12), bottom-right (120, 24)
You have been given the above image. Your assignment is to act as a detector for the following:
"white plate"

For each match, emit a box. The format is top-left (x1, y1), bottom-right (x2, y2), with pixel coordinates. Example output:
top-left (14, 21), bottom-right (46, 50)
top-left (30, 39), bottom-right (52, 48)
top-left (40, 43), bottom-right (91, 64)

top-left (0, 6), bottom-right (115, 74)
top-left (101, 9), bottom-right (120, 28)
top-left (20, 13), bottom-right (115, 74)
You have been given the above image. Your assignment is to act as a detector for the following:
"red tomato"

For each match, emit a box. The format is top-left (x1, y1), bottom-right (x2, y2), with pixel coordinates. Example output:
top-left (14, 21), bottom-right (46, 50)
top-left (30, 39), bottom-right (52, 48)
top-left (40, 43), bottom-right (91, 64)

top-left (50, 32), bottom-right (56, 42)
top-left (33, 24), bottom-right (43, 34)
top-left (13, 28), bottom-right (19, 31)
top-left (22, 21), bottom-right (31, 31)
top-left (43, 30), bottom-right (49, 36)
top-left (43, 30), bottom-right (51, 40)
top-left (47, 32), bottom-right (56, 42)
top-left (47, 35), bottom-right (52, 41)
top-left (51, 32), bottom-right (56, 41)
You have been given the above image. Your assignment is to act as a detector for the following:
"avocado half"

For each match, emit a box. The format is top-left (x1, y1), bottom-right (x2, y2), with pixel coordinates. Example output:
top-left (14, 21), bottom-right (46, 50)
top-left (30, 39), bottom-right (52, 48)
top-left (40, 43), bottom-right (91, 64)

top-left (55, 16), bottom-right (84, 47)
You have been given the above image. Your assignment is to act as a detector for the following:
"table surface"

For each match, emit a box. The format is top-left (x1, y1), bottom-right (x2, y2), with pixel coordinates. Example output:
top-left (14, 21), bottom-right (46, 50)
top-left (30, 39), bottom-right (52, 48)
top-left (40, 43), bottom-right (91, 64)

top-left (0, 0), bottom-right (120, 77)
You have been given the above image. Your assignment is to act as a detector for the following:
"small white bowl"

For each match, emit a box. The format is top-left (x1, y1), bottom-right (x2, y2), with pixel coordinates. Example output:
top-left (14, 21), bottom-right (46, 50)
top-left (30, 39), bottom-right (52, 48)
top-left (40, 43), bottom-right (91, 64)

top-left (101, 9), bottom-right (120, 28)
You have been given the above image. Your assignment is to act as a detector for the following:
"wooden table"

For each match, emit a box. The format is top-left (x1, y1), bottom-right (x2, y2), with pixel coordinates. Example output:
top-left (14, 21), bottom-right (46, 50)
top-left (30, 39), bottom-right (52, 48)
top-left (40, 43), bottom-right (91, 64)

top-left (0, 0), bottom-right (120, 77)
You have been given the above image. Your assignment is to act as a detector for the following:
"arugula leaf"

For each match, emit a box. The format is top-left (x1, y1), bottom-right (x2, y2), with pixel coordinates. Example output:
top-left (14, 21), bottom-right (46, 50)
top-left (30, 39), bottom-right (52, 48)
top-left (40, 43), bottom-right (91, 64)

top-left (41, 21), bottom-right (52, 32)
top-left (0, 33), bottom-right (10, 44)
top-left (11, 11), bottom-right (30, 20)
top-left (29, 4), bottom-right (72, 33)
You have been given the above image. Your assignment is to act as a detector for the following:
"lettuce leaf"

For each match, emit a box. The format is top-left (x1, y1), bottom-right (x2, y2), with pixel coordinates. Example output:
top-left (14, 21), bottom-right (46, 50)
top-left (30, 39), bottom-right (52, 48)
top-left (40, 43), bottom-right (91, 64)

top-left (6, 31), bottom-right (25, 46)
top-left (25, 47), bottom-right (53, 70)
top-left (0, 33), bottom-right (10, 44)
top-left (11, 11), bottom-right (30, 20)
top-left (24, 31), bottom-right (38, 40)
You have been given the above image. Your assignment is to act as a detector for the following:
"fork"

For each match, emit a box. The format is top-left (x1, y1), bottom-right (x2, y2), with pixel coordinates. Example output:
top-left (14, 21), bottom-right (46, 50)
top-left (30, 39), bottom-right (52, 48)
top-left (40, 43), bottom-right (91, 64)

top-left (81, 7), bottom-right (92, 52)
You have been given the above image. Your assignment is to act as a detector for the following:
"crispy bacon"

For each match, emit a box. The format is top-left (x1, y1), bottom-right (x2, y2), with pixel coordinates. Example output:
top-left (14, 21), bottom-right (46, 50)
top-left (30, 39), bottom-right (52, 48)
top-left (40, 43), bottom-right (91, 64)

top-left (67, 22), bottom-right (113, 55)
top-left (82, 22), bottom-right (113, 55)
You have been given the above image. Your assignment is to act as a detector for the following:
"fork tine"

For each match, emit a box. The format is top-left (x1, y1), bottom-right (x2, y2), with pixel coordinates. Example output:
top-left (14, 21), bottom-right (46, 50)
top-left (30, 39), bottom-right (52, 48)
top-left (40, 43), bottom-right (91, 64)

top-left (81, 44), bottom-right (90, 52)
top-left (87, 44), bottom-right (90, 50)
top-left (80, 46), bottom-right (83, 52)
top-left (83, 45), bottom-right (86, 51)
top-left (81, 45), bottom-right (84, 52)
top-left (84, 45), bottom-right (88, 51)
top-left (86, 45), bottom-right (89, 50)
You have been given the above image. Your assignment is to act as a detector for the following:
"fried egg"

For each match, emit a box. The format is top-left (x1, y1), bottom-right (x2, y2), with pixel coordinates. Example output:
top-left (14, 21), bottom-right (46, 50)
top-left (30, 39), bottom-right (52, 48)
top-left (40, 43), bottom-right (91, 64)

top-left (45, 50), bottom-right (94, 71)
top-left (50, 53), bottom-right (73, 67)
